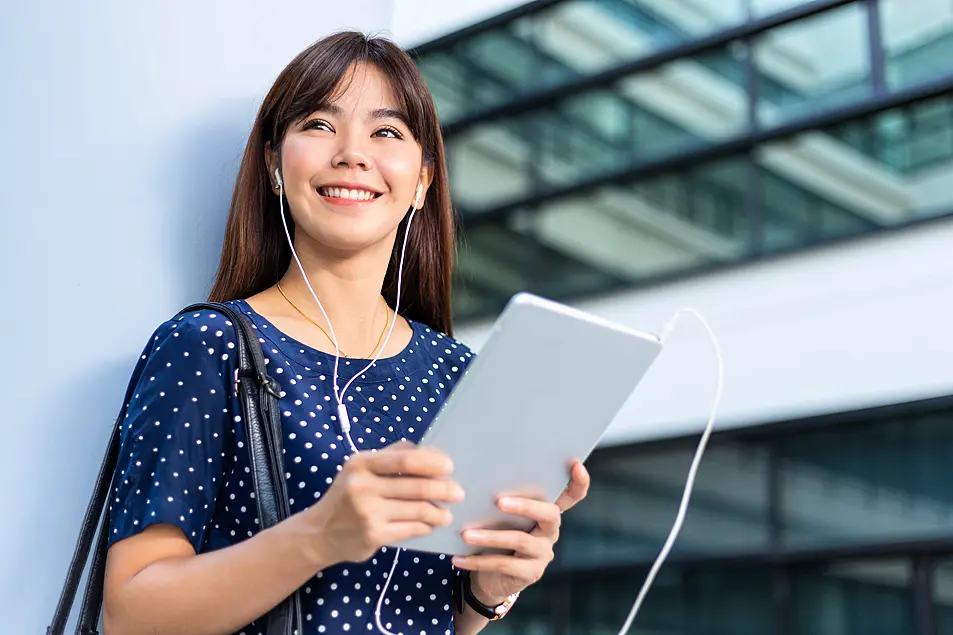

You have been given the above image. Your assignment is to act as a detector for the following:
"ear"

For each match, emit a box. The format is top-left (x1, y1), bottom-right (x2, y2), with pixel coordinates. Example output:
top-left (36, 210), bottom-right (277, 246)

top-left (414, 163), bottom-right (434, 210)
top-left (264, 142), bottom-right (280, 192)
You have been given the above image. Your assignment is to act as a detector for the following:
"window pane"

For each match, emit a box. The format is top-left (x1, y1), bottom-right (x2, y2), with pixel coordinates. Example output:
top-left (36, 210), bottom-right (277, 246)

top-left (754, 4), bottom-right (871, 126)
top-left (448, 118), bottom-right (535, 210)
top-left (616, 45), bottom-right (749, 157)
top-left (934, 558), bottom-right (953, 635)
top-left (418, 53), bottom-right (469, 122)
top-left (558, 442), bottom-right (770, 570)
top-left (881, 0), bottom-right (953, 89)
top-left (791, 559), bottom-right (915, 635)
top-left (824, 94), bottom-right (953, 183)
top-left (453, 212), bottom-right (625, 320)
top-left (568, 564), bottom-right (774, 635)
top-left (777, 411), bottom-right (953, 548)
top-left (750, 0), bottom-right (810, 17)
top-left (451, 156), bottom-right (753, 320)
top-left (416, 0), bottom-right (749, 124)
top-left (756, 139), bottom-right (879, 253)
top-left (489, 580), bottom-right (554, 635)
top-left (447, 46), bottom-right (747, 212)
top-left (753, 91), bottom-right (953, 252)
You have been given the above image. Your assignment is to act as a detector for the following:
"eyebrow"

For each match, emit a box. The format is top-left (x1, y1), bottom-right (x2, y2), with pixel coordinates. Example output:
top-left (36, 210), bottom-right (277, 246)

top-left (316, 104), bottom-right (409, 126)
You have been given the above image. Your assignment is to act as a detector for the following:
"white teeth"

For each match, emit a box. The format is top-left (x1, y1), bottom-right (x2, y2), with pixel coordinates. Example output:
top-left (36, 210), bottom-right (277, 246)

top-left (319, 187), bottom-right (377, 201)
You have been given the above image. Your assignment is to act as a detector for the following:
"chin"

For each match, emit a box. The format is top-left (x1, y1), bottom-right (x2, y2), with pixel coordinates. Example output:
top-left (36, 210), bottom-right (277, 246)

top-left (311, 224), bottom-right (398, 256)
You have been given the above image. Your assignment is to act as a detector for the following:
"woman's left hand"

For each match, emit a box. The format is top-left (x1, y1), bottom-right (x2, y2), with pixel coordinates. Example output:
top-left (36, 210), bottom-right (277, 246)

top-left (452, 461), bottom-right (591, 606)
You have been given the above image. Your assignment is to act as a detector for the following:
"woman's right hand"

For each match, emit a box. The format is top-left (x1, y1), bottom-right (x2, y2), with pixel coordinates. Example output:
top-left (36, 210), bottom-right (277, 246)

top-left (303, 442), bottom-right (464, 564)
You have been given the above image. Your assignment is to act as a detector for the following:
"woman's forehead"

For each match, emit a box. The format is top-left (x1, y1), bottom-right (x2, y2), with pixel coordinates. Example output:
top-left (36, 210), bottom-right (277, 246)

top-left (325, 62), bottom-right (400, 112)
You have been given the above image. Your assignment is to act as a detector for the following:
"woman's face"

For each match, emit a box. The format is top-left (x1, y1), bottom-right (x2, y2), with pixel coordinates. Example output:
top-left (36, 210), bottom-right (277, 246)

top-left (273, 62), bottom-right (430, 256)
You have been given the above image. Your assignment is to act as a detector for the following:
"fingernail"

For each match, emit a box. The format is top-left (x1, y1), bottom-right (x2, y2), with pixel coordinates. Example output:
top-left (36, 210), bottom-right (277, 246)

top-left (499, 497), bottom-right (515, 510)
top-left (452, 485), bottom-right (465, 501)
top-left (464, 530), bottom-right (484, 541)
top-left (452, 556), bottom-right (467, 566)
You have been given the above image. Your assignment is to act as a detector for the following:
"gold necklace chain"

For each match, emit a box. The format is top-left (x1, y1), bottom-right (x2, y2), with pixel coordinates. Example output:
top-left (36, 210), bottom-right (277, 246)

top-left (276, 283), bottom-right (389, 359)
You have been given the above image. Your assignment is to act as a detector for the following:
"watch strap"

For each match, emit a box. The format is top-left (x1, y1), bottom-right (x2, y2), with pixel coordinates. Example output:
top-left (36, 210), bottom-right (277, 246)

top-left (455, 570), bottom-right (517, 621)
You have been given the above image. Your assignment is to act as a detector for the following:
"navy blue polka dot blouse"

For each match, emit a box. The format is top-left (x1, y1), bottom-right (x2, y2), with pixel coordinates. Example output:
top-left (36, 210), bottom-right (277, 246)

top-left (107, 299), bottom-right (475, 635)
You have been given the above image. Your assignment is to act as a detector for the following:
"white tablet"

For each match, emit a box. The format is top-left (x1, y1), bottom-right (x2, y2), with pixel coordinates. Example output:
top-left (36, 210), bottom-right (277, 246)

top-left (392, 292), bottom-right (663, 556)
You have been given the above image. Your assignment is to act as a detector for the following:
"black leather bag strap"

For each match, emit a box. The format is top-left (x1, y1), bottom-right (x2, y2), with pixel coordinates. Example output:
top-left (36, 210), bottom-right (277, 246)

top-left (47, 302), bottom-right (302, 635)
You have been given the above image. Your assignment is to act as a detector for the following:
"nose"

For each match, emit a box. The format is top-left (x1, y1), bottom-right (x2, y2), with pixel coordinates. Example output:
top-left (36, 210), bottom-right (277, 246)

top-left (331, 137), bottom-right (373, 171)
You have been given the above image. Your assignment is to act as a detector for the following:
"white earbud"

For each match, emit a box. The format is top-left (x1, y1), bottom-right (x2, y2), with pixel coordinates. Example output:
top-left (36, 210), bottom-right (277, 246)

top-left (274, 167), bottom-right (283, 189)
top-left (412, 183), bottom-right (423, 210)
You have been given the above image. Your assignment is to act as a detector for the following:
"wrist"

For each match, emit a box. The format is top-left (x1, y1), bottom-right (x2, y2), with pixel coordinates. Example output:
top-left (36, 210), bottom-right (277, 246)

top-left (281, 508), bottom-right (339, 573)
top-left (468, 571), bottom-right (511, 607)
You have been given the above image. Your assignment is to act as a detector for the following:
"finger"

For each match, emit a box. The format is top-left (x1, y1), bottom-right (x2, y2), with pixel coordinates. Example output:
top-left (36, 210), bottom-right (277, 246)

top-left (363, 446), bottom-right (454, 478)
top-left (498, 497), bottom-right (561, 536)
top-left (462, 529), bottom-right (553, 560)
top-left (451, 554), bottom-right (543, 582)
top-left (555, 461), bottom-right (591, 513)
top-left (385, 500), bottom-right (453, 527)
top-left (379, 476), bottom-right (465, 504)
top-left (379, 521), bottom-right (435, 545)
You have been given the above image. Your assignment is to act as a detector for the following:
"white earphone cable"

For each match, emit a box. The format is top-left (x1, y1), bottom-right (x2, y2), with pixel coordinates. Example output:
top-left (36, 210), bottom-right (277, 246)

top-left (277, 170), bottom-right (418, 635)
top-left (615, 308), bottom-right (724, 635)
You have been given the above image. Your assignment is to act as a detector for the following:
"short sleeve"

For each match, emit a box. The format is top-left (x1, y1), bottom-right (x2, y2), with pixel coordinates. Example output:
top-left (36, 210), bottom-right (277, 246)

top-left (107, 309), bottom-right (240, 552)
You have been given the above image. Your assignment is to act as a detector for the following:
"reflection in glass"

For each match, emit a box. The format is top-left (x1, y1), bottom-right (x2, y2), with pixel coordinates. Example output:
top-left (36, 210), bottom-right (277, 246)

top-left (450, 155), bottom-right (757, 319)
top-left (418, 53), bottom-right (470, 122)
top-left (826, 94), bottom-right (953, 185)
top-left (757, 142), bottom-right (878, 252)
top-left (614, 45), bottom-right (749, 157)
top-left (934, 558), bottom-right (953, 635)
top-left (750, 0), bottom-right (810, 17)
top-left (449, 94), bottom-right (953, 319)
top-left (416, 0), bottom-right (751, 124)
top-left (488, 581), bottom-right (553, 635)
top-left (568, 565), bottom-right (773, 635)
top-left (453, 212), bottom-right (628, 318)
top-left (754, 4), bottom-right (871, 126)
top-left (777, 412), bottom-right (953, 548)
top-left (881, 0), bottom-right (953, 89)
top-left (791, 559), bottom-right (915, 635)
top-left (447, 47), bottom-right (748, 212)
top-left (559, 443), bottom-right (770, 570)
top-left (448, 110), bottom-right (551, 210)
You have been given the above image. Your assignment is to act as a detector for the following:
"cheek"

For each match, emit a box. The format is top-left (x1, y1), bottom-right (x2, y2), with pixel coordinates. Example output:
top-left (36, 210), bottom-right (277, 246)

top-left (280, 136), bottom-right (324, 181)
top-left (378, 153), bottom-right (422, 195)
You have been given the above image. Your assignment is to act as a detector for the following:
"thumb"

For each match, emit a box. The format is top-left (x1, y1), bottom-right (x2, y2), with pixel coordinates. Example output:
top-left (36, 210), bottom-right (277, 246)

top-left (382, 440), bottom-right (417, 452)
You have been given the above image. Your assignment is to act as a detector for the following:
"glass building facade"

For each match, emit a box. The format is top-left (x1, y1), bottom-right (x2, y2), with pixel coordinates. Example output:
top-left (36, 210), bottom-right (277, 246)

top-left (484, 397), bottom-right (953, 635)
top-left (411, 1), bottom-right (953, 633)
top-left (412, 0), bottom-right (953, 321)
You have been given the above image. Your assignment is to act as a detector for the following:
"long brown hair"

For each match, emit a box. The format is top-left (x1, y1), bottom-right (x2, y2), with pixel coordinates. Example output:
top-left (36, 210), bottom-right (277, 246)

top-left (208, 31), bottom-right (456, 336)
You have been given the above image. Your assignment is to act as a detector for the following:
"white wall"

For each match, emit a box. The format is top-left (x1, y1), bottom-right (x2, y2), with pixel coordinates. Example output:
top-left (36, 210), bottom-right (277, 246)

top-left (456, 216), bottom-right (953, 446)
top-left (0, 1), bottom-right (392, 631)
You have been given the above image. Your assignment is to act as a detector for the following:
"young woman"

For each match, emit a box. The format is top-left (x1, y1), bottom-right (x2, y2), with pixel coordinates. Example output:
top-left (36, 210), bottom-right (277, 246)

top-left (102, 31), bottom-right (589, 635)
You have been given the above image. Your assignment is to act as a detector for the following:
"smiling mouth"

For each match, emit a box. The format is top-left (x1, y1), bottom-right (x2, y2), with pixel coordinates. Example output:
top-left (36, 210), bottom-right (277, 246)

top-left (317, 186), bottom-right (382, 202)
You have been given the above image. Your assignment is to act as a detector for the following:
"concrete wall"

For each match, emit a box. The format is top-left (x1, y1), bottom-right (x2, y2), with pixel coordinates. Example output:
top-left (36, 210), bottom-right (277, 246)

top-left (0, 1), bottom-right (392, 630)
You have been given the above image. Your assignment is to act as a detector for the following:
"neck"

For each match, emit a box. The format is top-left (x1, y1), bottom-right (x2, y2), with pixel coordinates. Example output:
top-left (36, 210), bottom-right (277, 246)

top-left (277, 236), bottom-right (394, 349)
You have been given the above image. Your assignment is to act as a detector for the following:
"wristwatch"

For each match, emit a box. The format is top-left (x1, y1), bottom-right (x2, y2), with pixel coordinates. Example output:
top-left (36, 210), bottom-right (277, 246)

top-left (454, 570), bottom-right (520, 621)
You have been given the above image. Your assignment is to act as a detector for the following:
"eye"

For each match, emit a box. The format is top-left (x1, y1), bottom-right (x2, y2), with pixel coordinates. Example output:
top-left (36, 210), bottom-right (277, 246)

top-left (303, 119), bottom-right (332, 132)
top-left (375, 126), bottom-right (403, 139)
